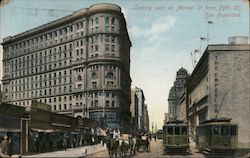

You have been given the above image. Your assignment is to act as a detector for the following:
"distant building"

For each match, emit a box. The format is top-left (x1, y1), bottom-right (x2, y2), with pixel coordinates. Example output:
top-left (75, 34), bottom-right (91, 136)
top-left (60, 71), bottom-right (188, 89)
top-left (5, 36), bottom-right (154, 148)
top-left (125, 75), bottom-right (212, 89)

top-left (178, 90), bottom-right (187, 121)
top-left (143, 104), bottom-right (149, 131)
top-left (131, 87), bottom-right (148, 131)
top-left (1, 3), bottom-right (131, 130)
top-left (0, 37), bottom-right (2, 85)
top-left (0, 84), bottom-right (2, 103)
top-left (187, 37), bottom-right (250, 149)
top-left (130, 88), bottom-right (139, 132)
top-left (168, 67), bottom-right (188, 120)
top-left (163, 113), bottom-right (170, 124)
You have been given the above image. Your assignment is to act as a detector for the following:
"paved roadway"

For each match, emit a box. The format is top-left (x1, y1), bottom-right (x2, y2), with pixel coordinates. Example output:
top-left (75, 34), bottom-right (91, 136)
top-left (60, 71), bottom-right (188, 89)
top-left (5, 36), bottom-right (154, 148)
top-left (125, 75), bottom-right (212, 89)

top-left (87, 139), bottom-right (205, 158)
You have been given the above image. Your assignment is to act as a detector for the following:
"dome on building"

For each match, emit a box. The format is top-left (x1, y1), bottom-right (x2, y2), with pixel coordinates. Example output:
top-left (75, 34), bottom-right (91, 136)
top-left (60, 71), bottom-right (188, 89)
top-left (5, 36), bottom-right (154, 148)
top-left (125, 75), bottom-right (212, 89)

top-left (177, 67), bottom-right (188, 74)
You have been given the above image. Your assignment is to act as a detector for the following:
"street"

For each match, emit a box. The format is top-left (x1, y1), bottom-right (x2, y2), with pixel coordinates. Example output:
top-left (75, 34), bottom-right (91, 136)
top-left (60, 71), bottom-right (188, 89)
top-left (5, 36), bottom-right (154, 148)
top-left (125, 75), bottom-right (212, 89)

top-left (87, 139), bottom-right (205, 158)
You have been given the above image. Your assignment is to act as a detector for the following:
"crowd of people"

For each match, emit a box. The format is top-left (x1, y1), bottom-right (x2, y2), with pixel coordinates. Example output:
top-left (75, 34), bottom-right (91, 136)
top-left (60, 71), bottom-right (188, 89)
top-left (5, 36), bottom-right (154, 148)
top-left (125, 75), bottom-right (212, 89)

top-left (0, 128), bottom-right (156, 157)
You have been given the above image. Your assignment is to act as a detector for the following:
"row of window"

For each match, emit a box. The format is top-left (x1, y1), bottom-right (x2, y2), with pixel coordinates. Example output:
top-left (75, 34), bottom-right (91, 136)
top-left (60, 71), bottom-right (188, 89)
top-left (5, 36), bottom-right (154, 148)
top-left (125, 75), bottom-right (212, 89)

top-left (90, 111), bottom-right (117, 121)
top-left (11, 85), bottom-right (73, 100)
top-left (91, 81), bottom-right (114, 88)
top-left (4, 16), bottom-right (116, 52)
top-left (11, 78), bottom-right (71, 92)
top-left (10, 70), bottom-right (72, 86)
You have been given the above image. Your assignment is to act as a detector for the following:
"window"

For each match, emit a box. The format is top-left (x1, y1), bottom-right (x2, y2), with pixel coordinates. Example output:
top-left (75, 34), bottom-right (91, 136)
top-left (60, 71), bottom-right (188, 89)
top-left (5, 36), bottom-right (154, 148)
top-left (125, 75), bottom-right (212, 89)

top-left (92, 73), bottom-right (97, 79)
top-left (174, 127), bottom-right (180, 135)
top-left (105, 35), bottom-right (109, 42)
top-left (231, 126), bottom-right (237, 135)
top-left (95, 27), bottom-right (99, 32)
top-left (105, 17), bottom-right (109, 24)
top-left (95, 17), bottom-right (99, 24)
top-left (107, 72), bottom-right (114, 79)
top-left (105, 101), bottom-right (109, 107)
top-left (111, 17), bottom-right (115, 24)
top-left (213, 126), bottom-right (220, 135)
top-left (78, 75), bottom-right (82, 81)
top-left (107, 81), bottom-right (113, 87)
top-left (221, 126), bottom-right (229, 135)
top-left (92, 82), bottom-right (97, 88)
top-left (95, 45), bottom-right (99, 52)
top-left (167, 127), bottom-right (173, 135)
top-left (111, 45), bottom-right (115, 52)
top-left (105, 26), bottom-right (109, 32)
top-left (111, 36), bottom-right (115, 43)
top-left (95, 35), bottom-right (98, 43)
top-left (112, 101), bottom-right (115, 107)
top-left (94, 100), bottom-right (98, 107)
top-left (105, 44), bottom-right (109, 51)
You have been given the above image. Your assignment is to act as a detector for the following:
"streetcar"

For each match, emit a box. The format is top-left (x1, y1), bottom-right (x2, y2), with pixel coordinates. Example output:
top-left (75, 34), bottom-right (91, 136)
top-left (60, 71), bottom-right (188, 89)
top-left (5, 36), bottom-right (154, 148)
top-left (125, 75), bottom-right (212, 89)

top-left (163, 120), bottom-right (189, 152)
top-left (156, 130), bottom-right (163, 139)
top-left (196, 118), bottom-right (238, 155)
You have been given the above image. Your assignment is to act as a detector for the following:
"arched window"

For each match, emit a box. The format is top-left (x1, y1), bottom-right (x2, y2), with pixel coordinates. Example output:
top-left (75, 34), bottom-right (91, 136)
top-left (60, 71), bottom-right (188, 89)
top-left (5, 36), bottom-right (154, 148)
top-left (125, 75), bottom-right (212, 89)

top-left (105, 17), bottom-right (109, 24)
top-left (107, 72), bottom-right (114, 79)
top-left (92, 73), bottom-right (97, 79)
top-left (111, 17), bottom-right (115, 25)
top-left (78, 75), bottom-right (82, 81)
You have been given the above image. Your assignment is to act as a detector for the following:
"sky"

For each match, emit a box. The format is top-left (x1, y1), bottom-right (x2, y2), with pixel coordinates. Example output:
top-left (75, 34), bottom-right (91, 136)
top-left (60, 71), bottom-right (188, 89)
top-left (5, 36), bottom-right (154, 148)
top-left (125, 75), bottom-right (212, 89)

top-left (0, 0), bottom-right (249, 130)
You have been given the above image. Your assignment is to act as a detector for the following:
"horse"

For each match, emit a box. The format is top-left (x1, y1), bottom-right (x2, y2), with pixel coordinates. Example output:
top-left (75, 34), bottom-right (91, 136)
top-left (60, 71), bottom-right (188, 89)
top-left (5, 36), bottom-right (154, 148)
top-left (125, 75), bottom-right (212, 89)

top-left (129, 136), bottom-right (137, 155)
top-left (106, 138), bottom-right (119, 158)
top-left (119, 139), bottom-right (130, 157)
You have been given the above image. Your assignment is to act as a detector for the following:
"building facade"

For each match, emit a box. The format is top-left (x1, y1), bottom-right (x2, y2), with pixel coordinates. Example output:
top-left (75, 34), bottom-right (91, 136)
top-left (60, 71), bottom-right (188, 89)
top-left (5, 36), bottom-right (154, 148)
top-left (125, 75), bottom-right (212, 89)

top-left (163, 113), bottom-right (170, 124)
top-left (168, 67), bottom-right (188, 120)
top-left (1, 3), bottom-right (131, 130)
top-left (130, 88), bottom-right (139, 132)
top-left (187, 39), bottom-right (250, 148)
top-left (131, 87), bottom-right (147, 131)
top-left (143, 104), bottom-right (149, 132)
top-left (0, 37), bottom-right (2, 86)
top-left (178, 90), bottom-right (187, 121)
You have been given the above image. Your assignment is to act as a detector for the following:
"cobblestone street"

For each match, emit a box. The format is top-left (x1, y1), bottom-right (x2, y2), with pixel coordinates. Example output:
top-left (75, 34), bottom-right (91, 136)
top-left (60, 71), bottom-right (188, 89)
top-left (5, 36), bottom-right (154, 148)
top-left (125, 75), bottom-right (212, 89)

top-left (87, 139), bottom-right (205, 158)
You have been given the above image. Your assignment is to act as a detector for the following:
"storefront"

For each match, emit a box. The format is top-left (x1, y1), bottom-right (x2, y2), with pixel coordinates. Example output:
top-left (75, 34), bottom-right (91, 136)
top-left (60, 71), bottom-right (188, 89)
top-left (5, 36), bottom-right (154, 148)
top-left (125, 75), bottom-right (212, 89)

top-left (0, 103), bottom-right (26, 155)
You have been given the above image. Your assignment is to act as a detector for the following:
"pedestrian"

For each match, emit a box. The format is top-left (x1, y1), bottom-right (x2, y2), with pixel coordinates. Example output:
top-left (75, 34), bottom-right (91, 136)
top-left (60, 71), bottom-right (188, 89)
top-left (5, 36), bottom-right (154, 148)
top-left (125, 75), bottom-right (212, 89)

top-left (154, 135), bottom-right (156, 141)
top-left (8, 137), bottom-right (14, 156)
top-left (63, 138), bottom-right (67, 150)
top-left (149, 134), bottom-right (152, 141)
top-left (34, 134), bottom-right (40, 152)
top-left (0, 135), bottom-right (9, 156)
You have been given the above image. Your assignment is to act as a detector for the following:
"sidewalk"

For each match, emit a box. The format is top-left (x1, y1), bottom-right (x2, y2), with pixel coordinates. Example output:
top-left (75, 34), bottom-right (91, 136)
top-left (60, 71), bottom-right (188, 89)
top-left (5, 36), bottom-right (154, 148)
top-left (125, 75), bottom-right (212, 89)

top-left (22, 143), bottom-right (107, 158)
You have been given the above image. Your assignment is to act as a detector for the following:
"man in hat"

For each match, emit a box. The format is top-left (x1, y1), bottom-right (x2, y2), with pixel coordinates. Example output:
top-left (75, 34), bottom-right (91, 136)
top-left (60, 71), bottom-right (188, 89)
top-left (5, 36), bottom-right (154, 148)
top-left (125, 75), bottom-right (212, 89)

top-left (0, 135), bottom-right (9, 157)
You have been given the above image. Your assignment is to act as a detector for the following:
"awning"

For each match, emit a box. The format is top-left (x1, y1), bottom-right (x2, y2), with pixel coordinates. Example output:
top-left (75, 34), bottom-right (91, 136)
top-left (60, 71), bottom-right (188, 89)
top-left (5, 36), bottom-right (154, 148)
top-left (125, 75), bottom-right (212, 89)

top-left (0, 128), bottom-right (21, 132)
top-left (31, 128), bottom-right (59, 133)
top-left (52, 123), bottom-right (71, 128)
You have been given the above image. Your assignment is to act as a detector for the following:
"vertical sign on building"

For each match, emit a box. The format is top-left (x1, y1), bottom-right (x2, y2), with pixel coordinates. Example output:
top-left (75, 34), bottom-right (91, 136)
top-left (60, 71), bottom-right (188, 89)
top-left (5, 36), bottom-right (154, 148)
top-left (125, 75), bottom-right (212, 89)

top-left (213, 53), bottom-right (219, 114)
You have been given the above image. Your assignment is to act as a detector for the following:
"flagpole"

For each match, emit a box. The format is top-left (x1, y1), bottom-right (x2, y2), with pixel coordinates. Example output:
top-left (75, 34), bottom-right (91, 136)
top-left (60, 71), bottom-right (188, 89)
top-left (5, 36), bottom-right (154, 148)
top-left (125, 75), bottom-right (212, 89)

top-left (207, 21), bottom-right (213, 45)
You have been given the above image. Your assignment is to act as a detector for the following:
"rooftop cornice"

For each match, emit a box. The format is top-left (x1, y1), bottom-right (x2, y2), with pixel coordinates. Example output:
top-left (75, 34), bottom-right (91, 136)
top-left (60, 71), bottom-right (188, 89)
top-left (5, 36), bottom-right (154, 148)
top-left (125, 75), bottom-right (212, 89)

top-left (2, 3), bottom-right (123, 45)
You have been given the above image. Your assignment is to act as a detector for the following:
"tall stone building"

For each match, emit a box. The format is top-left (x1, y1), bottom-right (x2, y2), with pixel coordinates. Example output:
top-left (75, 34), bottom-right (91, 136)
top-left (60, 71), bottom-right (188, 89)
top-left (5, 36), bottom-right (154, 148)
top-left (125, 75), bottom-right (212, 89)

top-left (168, 67), bottom-right (188, 120)
top-left (0, 37), bottom-right (2, 86)
top-left (130, 88), bottom-right (139, 132)
top-left (187, 37), bottom-right (250, 148)
top-left (1, 3), bottom-right (131, 130)
top-left (143, 104), bottom-right (149, 132)
top-left (131, 87), bottom-right (147, 131)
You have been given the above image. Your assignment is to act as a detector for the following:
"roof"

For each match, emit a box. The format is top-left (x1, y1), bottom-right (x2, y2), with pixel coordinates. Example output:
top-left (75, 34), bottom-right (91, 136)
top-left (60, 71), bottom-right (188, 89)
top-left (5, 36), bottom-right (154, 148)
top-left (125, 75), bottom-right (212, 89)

top-left (199, 118), bottom-right (232, 125)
